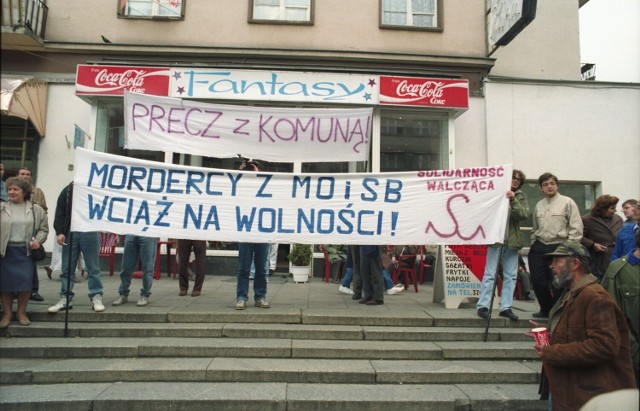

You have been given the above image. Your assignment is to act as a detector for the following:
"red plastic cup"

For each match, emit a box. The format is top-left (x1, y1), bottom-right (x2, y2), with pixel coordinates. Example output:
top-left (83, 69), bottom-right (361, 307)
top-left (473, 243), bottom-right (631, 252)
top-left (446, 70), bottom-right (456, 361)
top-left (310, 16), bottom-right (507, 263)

top-left (532, 327), bottom-right (549, 346)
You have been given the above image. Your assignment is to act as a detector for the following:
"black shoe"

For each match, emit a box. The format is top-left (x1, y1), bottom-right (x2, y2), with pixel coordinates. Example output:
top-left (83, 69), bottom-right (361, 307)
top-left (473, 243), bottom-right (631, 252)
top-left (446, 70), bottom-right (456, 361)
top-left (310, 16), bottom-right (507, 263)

top-left (524, 293), bottom-right (536, 301)
top-left (352, 293), bottom-right (361, 300)
top-left (477, 307), bottom-right (489, 318)
top-left (30, 293), bottom-right (44, 302)
top-left (45, 266), bottom-right (53, 279)
top-left (532, 311), bottom-right (548, 319)
top-left (499, 309), bottom-right (519, 321)
top-left (359, 297), bottom-right (372, 304)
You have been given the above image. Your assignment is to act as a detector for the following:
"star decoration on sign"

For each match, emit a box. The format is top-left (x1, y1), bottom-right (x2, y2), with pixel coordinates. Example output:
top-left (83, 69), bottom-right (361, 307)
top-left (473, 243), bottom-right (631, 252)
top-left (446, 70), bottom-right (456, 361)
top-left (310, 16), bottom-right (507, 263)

top-left (368, 78), bottom-right (377, 87)
top-left (363, 92), bottom-right (372, 101)
top-left (177, 86), bottom-right (185, 95)
top-left (172, 72), bottom-right (182, 80)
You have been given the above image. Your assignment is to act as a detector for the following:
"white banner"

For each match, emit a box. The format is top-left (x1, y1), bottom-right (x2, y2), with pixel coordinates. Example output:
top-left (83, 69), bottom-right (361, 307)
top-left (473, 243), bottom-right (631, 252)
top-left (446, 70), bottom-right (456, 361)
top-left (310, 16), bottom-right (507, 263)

top-left (123, 91), bottom-right (372, 162)
top-left (71, 148), bottom-right (511, 245)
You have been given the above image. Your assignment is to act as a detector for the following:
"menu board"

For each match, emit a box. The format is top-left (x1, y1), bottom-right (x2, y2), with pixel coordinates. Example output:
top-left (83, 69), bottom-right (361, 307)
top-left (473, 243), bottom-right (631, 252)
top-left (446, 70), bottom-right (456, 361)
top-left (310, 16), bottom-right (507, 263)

top-left (433, 245), bottom-right (488, 309)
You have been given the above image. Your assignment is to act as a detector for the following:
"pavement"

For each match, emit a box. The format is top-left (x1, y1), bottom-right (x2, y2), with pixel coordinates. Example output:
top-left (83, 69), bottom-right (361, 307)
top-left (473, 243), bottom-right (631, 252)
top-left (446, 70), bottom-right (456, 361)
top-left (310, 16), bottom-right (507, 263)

top-left (28, 266), bottom-right (542, 324)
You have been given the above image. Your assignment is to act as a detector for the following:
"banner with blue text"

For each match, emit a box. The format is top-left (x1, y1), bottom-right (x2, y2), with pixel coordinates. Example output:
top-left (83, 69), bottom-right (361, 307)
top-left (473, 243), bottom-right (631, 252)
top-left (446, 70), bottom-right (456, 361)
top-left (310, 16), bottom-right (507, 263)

top-left (71, 148), bottom-right (511, 245)
top-left (123, 91), bottom-right (372, 162)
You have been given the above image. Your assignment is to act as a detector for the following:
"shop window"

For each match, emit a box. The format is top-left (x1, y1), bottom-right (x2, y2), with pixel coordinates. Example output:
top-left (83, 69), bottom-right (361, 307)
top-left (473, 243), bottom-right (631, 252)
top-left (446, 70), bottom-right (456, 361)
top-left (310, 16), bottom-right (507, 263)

top-left (519, 180), bottom-right (596, 246)
top-left (0, 116), bottom-right (39, 181)
top-left (94, 100), bottom-right (164, 163)
top-left (118, 0), bottom-right (184, 19)
top-left (380, 111), bottom-right (448, 172)
top-left (249, 0), bottom-right (314, 25)
top-left (380, 0), bottom-right (442, 31)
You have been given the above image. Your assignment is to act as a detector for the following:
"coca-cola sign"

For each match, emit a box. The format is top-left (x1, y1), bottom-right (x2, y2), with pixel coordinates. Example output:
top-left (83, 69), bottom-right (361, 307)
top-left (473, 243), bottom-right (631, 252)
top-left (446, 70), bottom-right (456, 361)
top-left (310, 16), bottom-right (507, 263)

top-left (379, 76), bottom-right (468, 109)
top-left (76, 65), bottom-right (170, 96)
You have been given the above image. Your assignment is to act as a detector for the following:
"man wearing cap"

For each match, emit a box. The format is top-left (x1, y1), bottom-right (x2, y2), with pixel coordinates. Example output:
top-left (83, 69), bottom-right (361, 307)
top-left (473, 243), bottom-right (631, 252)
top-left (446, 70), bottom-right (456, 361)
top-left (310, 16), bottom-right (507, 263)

top-left (528, 172), bottom-right (583, 319)
top-left (531, 240), bottom-right (635, 410)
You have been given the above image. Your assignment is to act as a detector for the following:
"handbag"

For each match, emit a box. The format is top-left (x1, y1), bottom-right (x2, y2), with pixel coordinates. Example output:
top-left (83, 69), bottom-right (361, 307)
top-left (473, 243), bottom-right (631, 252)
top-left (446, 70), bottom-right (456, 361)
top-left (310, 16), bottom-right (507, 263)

top-left (31, 244), bottom-right (46, 261)
top-left (30, 209), bottom-right (46, 261)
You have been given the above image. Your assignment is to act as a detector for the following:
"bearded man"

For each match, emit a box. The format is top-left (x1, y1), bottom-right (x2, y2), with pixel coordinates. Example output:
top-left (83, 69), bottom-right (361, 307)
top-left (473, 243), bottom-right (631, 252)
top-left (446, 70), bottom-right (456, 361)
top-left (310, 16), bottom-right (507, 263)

top-left (530, 240), bottom-right (635, 410)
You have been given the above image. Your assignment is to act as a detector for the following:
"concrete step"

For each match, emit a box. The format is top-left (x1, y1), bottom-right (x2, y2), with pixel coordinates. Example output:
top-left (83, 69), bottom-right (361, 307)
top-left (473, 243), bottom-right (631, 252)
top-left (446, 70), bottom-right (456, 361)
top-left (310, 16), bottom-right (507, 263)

top-left (0, 337), bottom-right (538, 360)
top-left (0, 382), bottom-right (548, 411)
top-left (0, 357), bottom-right (541, 385)
top-left (23, 307), bottom-right (542, 329)
top-left (2, 321), bottom-right (532, 341)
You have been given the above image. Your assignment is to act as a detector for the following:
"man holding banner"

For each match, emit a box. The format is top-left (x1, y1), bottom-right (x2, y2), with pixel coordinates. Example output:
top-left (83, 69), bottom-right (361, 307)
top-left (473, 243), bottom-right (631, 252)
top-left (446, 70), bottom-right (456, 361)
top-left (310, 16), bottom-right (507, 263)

top-left (476, 169), bottom-right (529, 321)
top-left (48, 182), bottom-right (105, 313)
top-left (235, 159), bottom-right (270, 310)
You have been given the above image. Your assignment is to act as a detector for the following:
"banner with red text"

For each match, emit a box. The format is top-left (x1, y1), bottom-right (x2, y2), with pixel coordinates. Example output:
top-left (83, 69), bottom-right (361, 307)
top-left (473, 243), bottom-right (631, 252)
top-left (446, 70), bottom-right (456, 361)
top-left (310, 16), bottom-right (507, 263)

top-left (71, 148), bottom-right (511, 245)
top-left (124, 91), bottom-right (372, 162)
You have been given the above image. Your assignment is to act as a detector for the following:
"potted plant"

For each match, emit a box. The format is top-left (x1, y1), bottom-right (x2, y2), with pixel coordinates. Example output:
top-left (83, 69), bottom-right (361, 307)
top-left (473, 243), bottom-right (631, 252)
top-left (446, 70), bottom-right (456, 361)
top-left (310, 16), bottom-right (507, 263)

top-left (288, 244), bottom-right (312, 282)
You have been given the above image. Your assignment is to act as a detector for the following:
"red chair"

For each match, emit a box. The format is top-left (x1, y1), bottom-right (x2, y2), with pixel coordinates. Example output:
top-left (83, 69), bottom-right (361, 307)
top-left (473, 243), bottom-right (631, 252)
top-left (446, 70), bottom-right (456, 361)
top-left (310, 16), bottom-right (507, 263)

top-left (392, 253), bottom-right (419, 293)
top-left (417, 245), bottom-right (433, 284)
top-left (99, 232), bottom-right (119, 276)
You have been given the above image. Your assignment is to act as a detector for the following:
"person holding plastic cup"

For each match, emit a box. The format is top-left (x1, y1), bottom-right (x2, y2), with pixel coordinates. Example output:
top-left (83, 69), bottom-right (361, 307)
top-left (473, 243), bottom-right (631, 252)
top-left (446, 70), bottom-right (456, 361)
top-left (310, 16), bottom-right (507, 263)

top-left (527, 240), bottom-right (635, 410)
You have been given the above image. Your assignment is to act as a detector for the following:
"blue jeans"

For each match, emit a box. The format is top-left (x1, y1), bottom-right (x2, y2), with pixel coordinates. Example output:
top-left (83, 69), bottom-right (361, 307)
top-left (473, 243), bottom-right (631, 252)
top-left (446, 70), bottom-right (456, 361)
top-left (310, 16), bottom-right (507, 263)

top-left (341, 267), bottom-right (353, 287)
top-left (249, 253), bottom-right (268, 277)
top-left (60, 231), bottom-right (102, 300)
top-left (477, 246), bottom-right (518, 312)
top-left (237, 243), bottom-right (269, 302)
top-left (118, 235), bottom-right (157, 297)
top-left (382, 269), bottom-right (394, 290)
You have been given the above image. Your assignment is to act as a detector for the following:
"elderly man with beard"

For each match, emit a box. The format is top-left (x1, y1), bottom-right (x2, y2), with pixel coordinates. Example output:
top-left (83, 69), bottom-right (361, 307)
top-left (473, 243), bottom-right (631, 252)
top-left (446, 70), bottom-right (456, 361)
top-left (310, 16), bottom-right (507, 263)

top-left (530, 241), bottom-right (635, 410)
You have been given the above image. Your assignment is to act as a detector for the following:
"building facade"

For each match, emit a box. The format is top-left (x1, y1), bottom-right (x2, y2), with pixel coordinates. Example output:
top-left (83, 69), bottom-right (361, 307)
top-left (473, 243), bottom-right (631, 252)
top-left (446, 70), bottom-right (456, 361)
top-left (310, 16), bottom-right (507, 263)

top-left (1, 0), bottom-right (638, 253)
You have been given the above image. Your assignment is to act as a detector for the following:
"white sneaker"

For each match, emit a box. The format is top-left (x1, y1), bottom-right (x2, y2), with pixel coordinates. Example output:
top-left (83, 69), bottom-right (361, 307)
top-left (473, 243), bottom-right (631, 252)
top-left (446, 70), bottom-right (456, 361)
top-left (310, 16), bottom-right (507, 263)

top-left (48, 298), bottom-right (73, 313)
top-left (136, 296), bottom-right (149, 307)
top-left (92, 295), bottom-right (105, 312)
top-left (339, 285), bottom-right (354, 295)
top-left (386, 286), bottom-right (404, 295)
top-left (112, 295), bottom-right (128, 306)
top-left (394, 283), bottom-right (405, 289)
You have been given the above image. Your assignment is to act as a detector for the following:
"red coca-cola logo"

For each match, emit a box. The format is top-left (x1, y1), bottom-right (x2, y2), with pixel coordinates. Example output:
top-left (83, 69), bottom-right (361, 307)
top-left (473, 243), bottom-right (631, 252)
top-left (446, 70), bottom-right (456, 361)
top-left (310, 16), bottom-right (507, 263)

top-left (379, 76), bottom-right (469, 109)
top-left (396, 80), bottom-right (445, 99)
top-left (76, 65), bottom-right (170, 96)
top-left (95, 69), bottom-right (146, 89)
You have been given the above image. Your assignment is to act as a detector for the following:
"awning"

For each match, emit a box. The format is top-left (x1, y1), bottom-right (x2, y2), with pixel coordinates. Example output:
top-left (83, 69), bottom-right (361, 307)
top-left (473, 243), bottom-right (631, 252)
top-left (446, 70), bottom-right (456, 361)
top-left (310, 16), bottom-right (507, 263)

top-left (1, 76), bottom-right (48, 137)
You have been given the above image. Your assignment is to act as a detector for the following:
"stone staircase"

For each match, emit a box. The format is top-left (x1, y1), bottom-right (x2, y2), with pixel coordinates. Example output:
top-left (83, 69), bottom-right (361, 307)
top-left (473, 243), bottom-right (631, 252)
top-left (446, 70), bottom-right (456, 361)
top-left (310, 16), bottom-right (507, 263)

top-left (0, 272), bottom-right (547, 410)
top-left (0, 311), bottom-right (546, 410)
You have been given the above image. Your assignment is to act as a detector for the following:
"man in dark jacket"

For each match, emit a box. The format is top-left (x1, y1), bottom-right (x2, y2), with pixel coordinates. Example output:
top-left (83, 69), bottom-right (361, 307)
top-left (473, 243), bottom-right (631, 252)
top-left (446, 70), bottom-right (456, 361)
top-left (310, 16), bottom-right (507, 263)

top-left (47, 182), bottom-right (105, 313)
top-left (531, 240), bottom-right (635, 410)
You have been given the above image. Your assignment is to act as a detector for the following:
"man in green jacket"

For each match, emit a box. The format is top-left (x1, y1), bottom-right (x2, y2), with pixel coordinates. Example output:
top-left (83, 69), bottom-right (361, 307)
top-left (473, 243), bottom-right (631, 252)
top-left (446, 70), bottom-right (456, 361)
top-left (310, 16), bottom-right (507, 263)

top-left (476, 169), bottom-right (529, 321)
top-left (601, 229), bottom-right (639, 386)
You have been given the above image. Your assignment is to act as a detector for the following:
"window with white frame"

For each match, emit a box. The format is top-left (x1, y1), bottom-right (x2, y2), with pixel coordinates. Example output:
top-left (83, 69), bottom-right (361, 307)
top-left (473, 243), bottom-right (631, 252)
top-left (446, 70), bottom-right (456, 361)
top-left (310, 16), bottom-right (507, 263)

top-left (250, 0), bottom-right (313, 24)
top-left (380, 0), bottom-right (442, 30)
top-left (118, 0), bottom-right (184, 19)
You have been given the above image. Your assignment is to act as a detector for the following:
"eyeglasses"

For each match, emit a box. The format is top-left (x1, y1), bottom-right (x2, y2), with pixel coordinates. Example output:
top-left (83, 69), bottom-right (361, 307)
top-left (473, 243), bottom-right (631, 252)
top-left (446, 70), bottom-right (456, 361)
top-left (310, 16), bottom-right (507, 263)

top-left (541, 182), bottom-right (557, 188)
top-left (512, 177), bottom-right (521, 181)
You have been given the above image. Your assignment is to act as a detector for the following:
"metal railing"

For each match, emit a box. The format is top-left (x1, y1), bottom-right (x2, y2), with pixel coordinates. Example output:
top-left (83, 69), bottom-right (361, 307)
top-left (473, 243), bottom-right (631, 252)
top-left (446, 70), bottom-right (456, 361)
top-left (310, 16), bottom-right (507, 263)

top-left (1, 0), bottom-right (48, 39)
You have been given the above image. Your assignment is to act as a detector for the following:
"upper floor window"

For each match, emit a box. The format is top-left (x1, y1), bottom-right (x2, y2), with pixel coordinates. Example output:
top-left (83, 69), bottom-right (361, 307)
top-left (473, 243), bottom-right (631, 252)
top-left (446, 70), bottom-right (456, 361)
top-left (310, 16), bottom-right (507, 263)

top-left (380, 0), bottom-right (442, 31)
top-left (250, 0), bottom-right (313, 25)
top-left (118, 0), bottom-right (185, 20)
